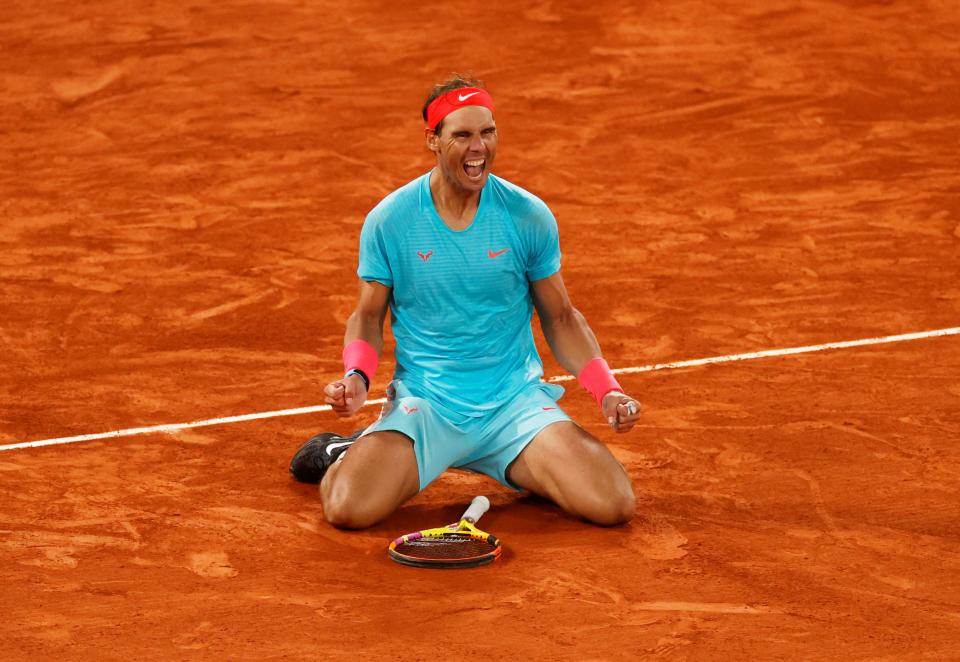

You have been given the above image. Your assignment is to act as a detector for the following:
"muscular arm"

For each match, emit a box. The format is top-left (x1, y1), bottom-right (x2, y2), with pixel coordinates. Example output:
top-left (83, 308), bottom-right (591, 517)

top-left (531, 271), bottom-right (641, 432)
top-left (344, 279), bottom-right (391, 350)
top-left (325, 279), bottom-right (391, 415)
top-left (530, 271), bottom-right (601, 376)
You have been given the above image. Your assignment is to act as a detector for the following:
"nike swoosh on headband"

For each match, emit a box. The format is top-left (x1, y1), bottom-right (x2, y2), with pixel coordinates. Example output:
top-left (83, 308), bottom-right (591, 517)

top-left (426, 87), bottom-right (495, 130)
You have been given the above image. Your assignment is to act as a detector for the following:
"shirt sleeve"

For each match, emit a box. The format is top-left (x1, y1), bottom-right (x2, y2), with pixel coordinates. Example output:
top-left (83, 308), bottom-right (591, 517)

top-left (356, 214), bottom-right (393, 287)
top-left (524, 198), bottom-right (562, 281)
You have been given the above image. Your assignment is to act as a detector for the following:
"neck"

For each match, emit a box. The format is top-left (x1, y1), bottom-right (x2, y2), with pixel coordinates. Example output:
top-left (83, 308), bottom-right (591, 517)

top-left (429, 168), bottom-right (482, 228)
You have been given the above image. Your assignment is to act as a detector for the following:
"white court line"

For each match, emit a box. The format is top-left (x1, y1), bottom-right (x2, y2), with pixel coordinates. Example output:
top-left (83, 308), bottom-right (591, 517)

top-left (2, 325), bottom-right (958, 453)
top-left (548, 326), bottom-right (960, 380)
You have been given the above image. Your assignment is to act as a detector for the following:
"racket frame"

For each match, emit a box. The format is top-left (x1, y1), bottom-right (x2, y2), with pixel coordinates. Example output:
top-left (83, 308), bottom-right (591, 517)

top-left (388, 497), bottom-right (502, 569)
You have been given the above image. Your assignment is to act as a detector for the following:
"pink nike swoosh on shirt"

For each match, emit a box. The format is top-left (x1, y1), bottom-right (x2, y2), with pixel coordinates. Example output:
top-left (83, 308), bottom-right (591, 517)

top-left (487, 248), bottom-right (509, 258)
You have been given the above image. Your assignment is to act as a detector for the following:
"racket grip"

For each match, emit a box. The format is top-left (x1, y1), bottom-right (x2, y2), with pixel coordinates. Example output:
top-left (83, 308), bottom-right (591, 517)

top-left (461, 496), bottom-right (490, 523)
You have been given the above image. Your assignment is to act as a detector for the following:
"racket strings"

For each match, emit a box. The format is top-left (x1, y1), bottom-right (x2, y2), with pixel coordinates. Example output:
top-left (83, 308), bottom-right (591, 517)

top-left (393, 533), bottom-right (495, 560)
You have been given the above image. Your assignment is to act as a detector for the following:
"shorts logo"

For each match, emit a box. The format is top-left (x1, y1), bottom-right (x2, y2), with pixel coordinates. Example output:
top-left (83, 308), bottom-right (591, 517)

top-left (487, 248), bottom-right (509, 259)
top-left (542, 406), bottom-right (556, 411)
top-left (417, 250), bottom-right (433, 262)
top-left (402, 404), bottom-right (419, 415)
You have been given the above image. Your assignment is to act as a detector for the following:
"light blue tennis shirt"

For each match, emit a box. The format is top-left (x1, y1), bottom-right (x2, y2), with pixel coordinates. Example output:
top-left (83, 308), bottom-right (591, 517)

top-left (357, 172), bottom-right (563, 420)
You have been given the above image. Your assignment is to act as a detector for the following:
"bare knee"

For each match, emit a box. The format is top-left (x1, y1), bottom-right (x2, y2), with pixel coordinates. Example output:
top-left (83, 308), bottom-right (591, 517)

top-left (321, 476), bottom-right (392, 530)
top-left (590, 490), bottom-right (637, 526)
top-left (512, 423), bottom-right (638, 526)
top-left (321, 485), bottom-right (383, 529)
top-left (317, 431), bottom-right (419, 530)
top-left (587, 487), bottom-right (636, 526)
top-left (580, 457), bottom-right (637, 526)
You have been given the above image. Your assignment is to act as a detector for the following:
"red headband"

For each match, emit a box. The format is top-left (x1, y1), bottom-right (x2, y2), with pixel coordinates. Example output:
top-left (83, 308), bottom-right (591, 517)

top-left (425, 87), bottom-right (495, 131)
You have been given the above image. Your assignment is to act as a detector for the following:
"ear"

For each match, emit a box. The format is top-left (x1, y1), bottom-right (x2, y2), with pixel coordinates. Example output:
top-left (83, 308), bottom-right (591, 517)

top-left (424, 127), bottom-right (440, 154)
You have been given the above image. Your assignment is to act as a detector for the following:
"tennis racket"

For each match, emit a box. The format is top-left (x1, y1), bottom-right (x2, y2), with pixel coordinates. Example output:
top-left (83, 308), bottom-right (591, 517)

top-left (388, 495), bottom-right (502, 569)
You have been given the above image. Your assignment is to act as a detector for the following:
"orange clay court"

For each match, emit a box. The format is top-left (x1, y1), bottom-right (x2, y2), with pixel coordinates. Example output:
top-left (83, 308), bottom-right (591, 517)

top-left (2, 1), bottom-right (959, 659)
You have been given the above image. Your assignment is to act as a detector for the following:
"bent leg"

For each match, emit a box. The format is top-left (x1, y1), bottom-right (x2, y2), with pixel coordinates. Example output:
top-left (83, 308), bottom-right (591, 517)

top-left (507, 421), bottom-right (635, 526)
top-left (320, 430), bottom-right (420, 529)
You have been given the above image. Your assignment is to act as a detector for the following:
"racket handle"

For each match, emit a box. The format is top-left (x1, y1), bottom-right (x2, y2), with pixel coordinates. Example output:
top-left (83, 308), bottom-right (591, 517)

top-left (461, 495), bottom-right (490, 523)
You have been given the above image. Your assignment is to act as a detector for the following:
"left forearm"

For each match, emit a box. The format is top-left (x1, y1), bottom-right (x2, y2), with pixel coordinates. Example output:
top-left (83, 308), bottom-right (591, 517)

top-left (530, 272), bottom-right (637, 427)
top-left (541, 307), bottom-right (603, 377)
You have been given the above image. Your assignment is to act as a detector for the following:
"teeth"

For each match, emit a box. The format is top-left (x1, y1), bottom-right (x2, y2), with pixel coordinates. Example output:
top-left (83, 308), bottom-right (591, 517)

top-left (465, 159), bottom-right (485, 167)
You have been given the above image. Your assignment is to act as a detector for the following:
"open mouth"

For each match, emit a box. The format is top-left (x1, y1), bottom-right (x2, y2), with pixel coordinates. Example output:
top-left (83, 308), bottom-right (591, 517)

top-left (463, 158), bottom-right (485, 180)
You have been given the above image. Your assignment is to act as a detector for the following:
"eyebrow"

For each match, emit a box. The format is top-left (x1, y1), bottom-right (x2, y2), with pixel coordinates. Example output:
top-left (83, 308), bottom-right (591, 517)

top-left (452, 124), bottom-right (497, 136)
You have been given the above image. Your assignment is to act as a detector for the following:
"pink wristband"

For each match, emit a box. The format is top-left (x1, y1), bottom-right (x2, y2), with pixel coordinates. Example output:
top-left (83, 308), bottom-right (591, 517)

top-left (577, 357), bottom-right (622, 406)
top-left (342, 339), bottom-right (378, 385)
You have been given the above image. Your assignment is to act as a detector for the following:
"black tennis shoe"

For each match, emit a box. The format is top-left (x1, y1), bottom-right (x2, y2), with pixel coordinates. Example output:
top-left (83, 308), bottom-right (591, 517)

top-left (288, 429), bottom-right (363, 484)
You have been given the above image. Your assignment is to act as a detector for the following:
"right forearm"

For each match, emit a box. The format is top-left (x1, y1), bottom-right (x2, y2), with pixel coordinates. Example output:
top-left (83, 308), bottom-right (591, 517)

top-left (344, 310), bottom-right (385, 353)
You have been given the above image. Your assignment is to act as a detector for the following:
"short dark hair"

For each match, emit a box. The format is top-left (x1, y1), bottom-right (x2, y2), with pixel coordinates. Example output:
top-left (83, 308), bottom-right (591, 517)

top-left (421, 74), bottom-right (486, 136)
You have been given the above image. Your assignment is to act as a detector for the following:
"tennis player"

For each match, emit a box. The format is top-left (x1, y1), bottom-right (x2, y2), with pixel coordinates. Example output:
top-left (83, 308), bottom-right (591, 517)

top-left (290, 75), bottom-right (640, 528)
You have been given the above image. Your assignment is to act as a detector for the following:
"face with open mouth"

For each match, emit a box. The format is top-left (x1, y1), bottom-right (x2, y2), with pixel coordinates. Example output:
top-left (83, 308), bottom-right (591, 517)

top-left (428, 105), bottom-right (497, 194)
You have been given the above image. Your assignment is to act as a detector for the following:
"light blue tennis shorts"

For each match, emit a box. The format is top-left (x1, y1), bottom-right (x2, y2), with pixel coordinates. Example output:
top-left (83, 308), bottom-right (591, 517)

top-left (360, 379), bottom-right (571, 491)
